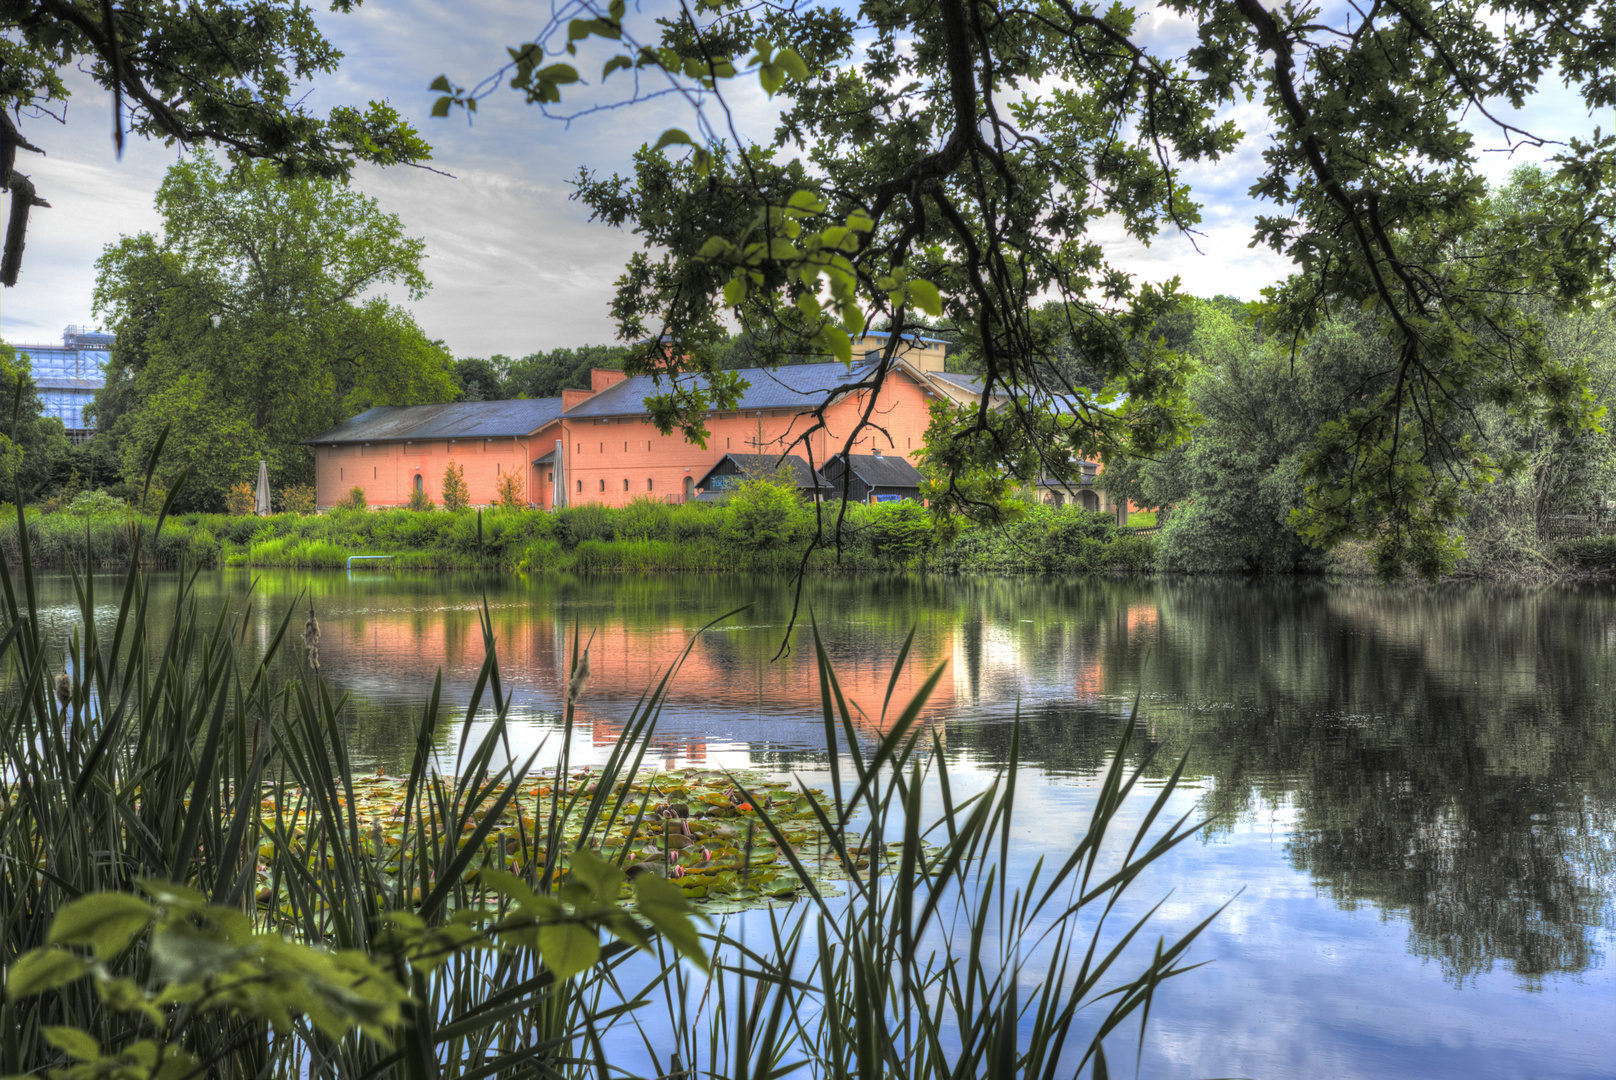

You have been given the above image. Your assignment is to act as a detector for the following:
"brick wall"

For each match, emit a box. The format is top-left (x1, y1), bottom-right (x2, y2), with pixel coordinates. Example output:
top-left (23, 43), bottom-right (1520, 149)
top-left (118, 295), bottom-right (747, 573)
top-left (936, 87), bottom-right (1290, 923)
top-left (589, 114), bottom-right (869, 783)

top-left (314, 423), bottom-right (560, 509)
top-left (558, 369), bottom-right (941, 507)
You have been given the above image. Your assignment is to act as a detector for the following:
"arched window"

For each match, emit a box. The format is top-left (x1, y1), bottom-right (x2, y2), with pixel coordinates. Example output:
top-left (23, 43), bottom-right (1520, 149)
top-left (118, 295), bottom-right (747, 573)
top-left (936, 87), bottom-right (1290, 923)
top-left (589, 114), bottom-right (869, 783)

top-left (599, 479), bottom-right (606, 492)
top-left (684, 476), bottom-right (695, 501)
top-left (647, 478), bottom-right (654, 491)
top-left (1081, 490), bottom-right (1099, 512)
top-left (576, 479), bottom-right (583, 493)
top-left (413, 474), bottom-right (423, 493)
top-left (623, 478), bottom-right (630, 492)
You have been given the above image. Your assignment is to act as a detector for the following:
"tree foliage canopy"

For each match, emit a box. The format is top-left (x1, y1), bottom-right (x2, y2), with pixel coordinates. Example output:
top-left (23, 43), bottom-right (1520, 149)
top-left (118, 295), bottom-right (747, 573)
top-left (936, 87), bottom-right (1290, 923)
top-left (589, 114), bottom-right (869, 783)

top-left (0, 341), bottom-right (70, 499)
top-left (437, 0), bottom-right (1614, 577)
top-left (92, 153), bottom-right (453, 511)
top-left (0, 0), bottom-right (432, 286)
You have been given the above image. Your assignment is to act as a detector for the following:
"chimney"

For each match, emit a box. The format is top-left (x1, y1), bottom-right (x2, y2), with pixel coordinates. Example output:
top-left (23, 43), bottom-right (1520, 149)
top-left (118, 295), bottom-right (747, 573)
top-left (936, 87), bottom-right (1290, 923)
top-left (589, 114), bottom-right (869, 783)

top-left (591, 368), bottom-right (629, 393)
top-left (872, 447), bottom-right (883, 457)
top-left (561, 387), bottom-right (596, 412)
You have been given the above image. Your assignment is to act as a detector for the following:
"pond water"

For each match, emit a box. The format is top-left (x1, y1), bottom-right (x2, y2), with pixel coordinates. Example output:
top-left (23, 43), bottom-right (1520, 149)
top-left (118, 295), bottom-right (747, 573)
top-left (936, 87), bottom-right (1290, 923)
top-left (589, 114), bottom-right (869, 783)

top-left (28, 570), bottom-right (1616, 1079)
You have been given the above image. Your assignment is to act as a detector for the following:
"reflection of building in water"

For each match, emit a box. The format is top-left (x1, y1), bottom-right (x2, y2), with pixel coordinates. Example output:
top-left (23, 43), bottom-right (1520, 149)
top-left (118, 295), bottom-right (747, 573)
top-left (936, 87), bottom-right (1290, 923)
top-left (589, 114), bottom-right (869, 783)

top-left (304, 602), bottom-right (960, 754)
top-left (1125, 604), bottom-right (1157, 634)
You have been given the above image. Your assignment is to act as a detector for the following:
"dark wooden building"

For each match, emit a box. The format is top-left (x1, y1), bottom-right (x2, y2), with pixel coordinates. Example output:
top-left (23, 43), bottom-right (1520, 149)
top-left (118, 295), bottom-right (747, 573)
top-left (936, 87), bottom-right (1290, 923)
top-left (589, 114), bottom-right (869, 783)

top-left (821, 451), bottom-right (927, 503)
top-left (695, 453), bottom-right (832, 500)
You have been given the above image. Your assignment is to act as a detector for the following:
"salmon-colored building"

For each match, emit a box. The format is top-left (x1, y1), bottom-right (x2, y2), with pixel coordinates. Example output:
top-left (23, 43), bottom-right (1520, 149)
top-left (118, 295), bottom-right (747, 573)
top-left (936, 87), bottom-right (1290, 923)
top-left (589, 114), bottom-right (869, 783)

top-left (307, 397), bottom-right (566, 509)
top-left (306, 332), bottom-right (1136, 517)
top-left (308, 334), bottom-right (948, 510)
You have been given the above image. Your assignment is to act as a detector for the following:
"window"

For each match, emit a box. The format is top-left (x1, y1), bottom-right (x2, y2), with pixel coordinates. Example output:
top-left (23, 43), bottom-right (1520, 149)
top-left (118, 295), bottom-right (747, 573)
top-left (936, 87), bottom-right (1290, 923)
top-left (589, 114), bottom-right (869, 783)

top-left (413, 474), bottom-right (423, 493)
top-left (623, 441), bottom-right (628, 452)
top-left (577, 480), bottom-right (583, 493)
top-left (599, 479), bottom-right (606, 492)
top-left (647, 478), bottom-right (654, 491)
top-left (599, 442), bottom-right (603, 453)
top-left (726, 437), bottom-right (730, 448)
top-left (647, 440), bottom-right (652, 451)
top-left (576, 443), bottom-right (581, 453)
top-left (340, 468), bottom-right (343, 481)
top-left (547, 471), bottom-right (553, 483)
top-left (623, 478), bottom-right (629, 491)
top-left (496, 463), bottom-right (502, 475)
top-left (373, 467), bottom-right (377, 479)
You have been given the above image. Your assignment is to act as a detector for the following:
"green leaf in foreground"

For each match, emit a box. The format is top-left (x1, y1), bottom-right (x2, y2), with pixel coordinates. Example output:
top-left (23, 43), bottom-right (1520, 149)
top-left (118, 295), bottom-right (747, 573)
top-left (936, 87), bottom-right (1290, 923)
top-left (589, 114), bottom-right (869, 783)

top-left (48, 893), bottom-right (154, 961)
top-left (6, 948), bottom-right (87, 997)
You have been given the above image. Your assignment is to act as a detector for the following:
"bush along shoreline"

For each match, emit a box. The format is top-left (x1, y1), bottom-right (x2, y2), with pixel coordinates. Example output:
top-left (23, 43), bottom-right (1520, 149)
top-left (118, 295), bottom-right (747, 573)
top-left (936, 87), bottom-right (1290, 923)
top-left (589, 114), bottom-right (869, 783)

top-left (0, 485), bottom-right (1158, 575)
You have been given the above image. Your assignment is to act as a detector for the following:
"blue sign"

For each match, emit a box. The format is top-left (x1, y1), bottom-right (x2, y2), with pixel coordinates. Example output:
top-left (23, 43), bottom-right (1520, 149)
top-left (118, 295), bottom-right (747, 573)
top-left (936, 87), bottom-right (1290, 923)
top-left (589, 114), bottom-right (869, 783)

top-left (872, 494), bottom-right (902, 503)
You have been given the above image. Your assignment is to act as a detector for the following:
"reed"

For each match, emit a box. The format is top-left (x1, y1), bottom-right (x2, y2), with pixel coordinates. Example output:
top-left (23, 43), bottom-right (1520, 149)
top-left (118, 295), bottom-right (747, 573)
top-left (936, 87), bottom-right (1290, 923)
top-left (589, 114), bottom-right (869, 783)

top-left (0, 500), bottom-right (1214, 1077)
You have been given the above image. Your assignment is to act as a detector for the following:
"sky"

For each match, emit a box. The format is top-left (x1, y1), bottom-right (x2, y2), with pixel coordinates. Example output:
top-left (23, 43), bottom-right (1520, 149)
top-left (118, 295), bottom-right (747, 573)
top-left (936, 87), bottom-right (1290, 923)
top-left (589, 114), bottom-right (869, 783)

top-left (0, 0), bottom-right (1602, 358)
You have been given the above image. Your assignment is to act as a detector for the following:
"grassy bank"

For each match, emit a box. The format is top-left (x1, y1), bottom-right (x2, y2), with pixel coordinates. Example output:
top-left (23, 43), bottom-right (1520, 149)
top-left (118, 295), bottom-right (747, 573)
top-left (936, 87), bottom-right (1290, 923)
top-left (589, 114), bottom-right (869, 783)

top-left (1, 497), bottom-right (1158, 574)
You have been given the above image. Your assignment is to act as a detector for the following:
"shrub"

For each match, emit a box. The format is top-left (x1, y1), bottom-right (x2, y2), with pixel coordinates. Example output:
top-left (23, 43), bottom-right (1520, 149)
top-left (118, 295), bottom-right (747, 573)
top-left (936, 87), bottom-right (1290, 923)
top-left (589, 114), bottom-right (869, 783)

top-left (615, 494), bottom-right (672, 540)
top-left (441, 459), bottom-right (470, 512)
top-left (407, 484), bottom-right (434, 512)
top-left (65, 489), bottom-right (125, 517)
top-left (36, 468), bottom-right (86, 514)
top-left (668, 501), bottom-right (723, 542)
top-left (495, 471), bottom-right (526, 510)
top-left (224, 481), bottom-right (256, 516)
top-left (337, 486), bottom-right (368, 511)
top-left (866, 501), bottom-right (933, 565)
top-left (1556, 535), bottom-right (1616, 570)
top-left (516, 537), bottom-right (573, 573)
top-left (720, 477), bottom-right (806, 551)
top-left (279, 484), bottom-right (317, 515)
top-left (553, 503), bottom-right (614, 547)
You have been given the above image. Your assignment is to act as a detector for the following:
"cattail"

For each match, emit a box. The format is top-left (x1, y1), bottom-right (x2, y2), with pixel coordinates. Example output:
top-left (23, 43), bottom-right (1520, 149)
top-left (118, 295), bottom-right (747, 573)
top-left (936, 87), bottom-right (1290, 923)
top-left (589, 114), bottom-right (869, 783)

top-left (566, 648), bottom-right (591, 706)
top-left (54, 673), bottom-right (70, 709)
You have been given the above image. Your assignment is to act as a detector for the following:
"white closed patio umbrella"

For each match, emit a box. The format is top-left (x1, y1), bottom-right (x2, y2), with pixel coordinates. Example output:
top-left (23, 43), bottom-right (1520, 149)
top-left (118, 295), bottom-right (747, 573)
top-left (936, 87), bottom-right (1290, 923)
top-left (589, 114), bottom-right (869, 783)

top-left (255, 459), bottom-right (272, 516)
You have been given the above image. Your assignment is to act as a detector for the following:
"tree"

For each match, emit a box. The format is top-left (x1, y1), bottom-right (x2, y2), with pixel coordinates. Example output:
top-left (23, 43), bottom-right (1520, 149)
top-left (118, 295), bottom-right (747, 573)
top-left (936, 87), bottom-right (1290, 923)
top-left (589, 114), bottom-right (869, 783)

top-left (1141, 302), bottom-right (1388, 574)
top-left (224, 482), bottom-right (255, 516)
top-left (0, 341), bottom-right (71, 500)
top-left (436, 0), bottom-right (1614, 577)
top-left (120, 373), bottom-right (261, 511)
top-left (502, 345), bottom-right (624, 399)
top-left (441, 460), bottom-right (470, 511)
top-left (494, 471), bottom-right (525, 510)
top-left (0, 0), bottom-right (432, 287)
top-left (452, 357), bottom-right (509, 402)
top-left (279, 484), bottom-right (317, 515)
top-left (94, 153), bottom-right (455, 511)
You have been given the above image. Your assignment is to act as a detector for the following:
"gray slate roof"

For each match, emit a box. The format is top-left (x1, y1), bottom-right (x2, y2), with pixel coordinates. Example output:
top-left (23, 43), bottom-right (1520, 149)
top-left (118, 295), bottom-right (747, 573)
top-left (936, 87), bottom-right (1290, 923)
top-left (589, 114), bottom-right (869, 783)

top-left (696, 453), bottom-right (831, 491)
top-left (563, 361), bottom-right (885, 419)
top-left (824, 453), bottom-right (927, 488)
top-left (929, 371), bottom-right (986, 394)
top-left (305, 398), bottom-right (565, 444)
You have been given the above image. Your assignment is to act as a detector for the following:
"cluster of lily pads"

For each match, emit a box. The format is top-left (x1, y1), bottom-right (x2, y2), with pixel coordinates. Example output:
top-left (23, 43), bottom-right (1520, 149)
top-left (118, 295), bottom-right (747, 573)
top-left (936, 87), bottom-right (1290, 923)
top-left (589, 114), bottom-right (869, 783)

top-left (254, 768), bottom-right (889, 914)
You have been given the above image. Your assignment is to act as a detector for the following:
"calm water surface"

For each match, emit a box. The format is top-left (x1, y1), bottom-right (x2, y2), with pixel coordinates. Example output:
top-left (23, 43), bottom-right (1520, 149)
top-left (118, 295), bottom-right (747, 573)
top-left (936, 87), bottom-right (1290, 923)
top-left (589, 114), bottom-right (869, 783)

top-left (32, 571), bottom-right (1616, 1079)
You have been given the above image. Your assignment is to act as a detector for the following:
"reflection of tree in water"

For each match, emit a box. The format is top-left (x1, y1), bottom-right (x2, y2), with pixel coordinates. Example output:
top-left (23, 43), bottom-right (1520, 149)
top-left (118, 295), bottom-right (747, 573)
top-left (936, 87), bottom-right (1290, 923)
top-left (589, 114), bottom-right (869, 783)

top-left (28, 570), bottom-right (1616, 983)
top-left (948, 581), bottom-right (1616, 984)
